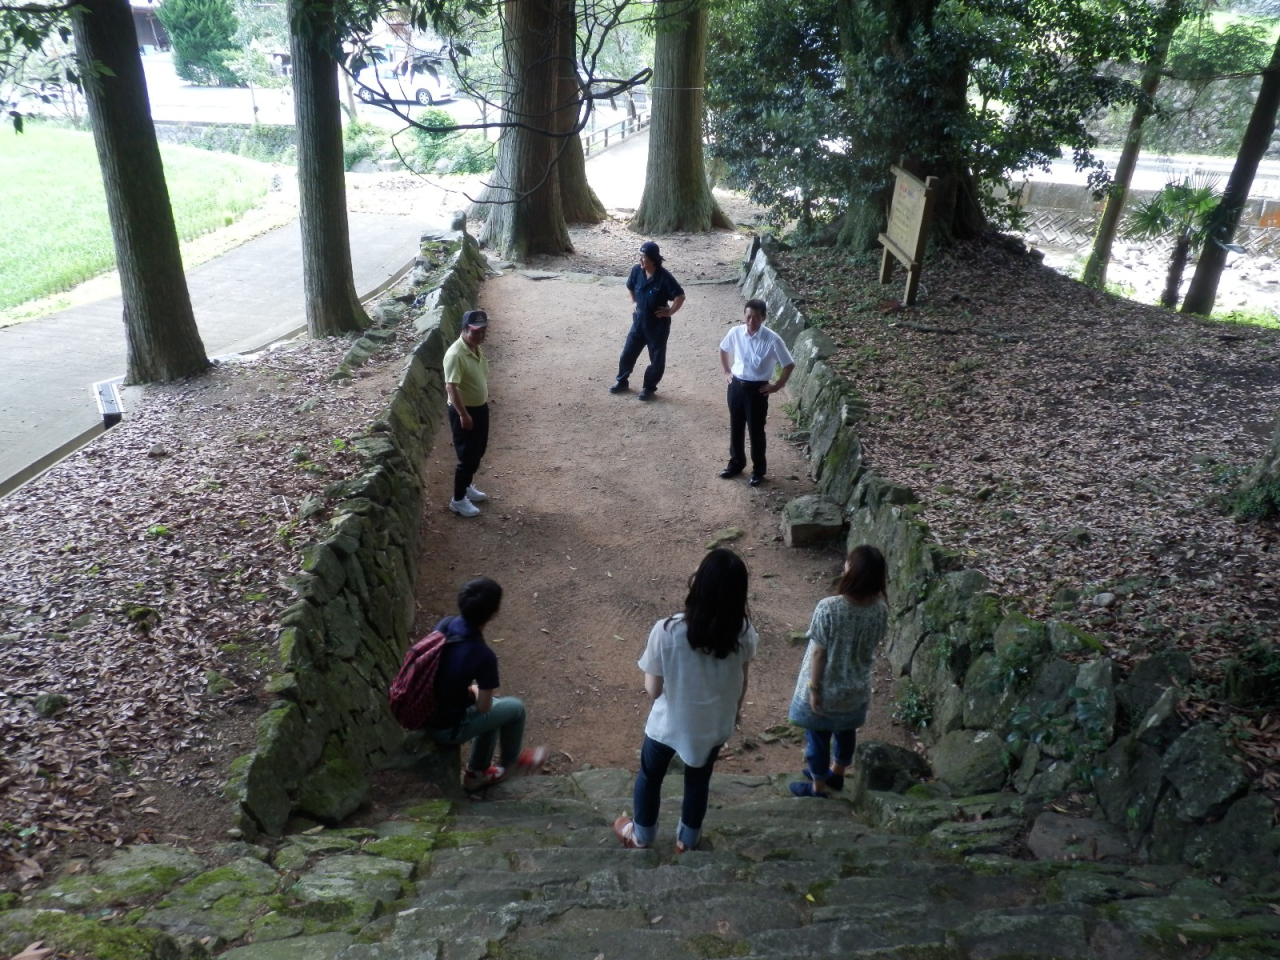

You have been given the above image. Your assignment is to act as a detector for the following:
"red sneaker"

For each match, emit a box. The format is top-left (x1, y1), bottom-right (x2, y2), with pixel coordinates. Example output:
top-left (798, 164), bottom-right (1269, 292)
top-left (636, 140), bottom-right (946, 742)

top-left (613, 814), bottom-right (649, 849)
top-left (512, 746), bottom-right (549, 777)
top-left (462, 765), bottom-right (506, 791)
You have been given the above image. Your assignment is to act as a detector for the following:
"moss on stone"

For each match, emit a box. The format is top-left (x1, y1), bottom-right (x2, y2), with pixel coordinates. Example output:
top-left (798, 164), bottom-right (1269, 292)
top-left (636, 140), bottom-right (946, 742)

top-left (432, 828), bottom-right (504, 849)
top-left (687, 933), bottom-right (751, 958)
top-left (364, 835), bottom-right (434, 868)
top-left (6, 910), bottom-right (173, 960)
top-left (402, 799), bottom-right (451, 821)
top-left (806, 878), bottom-right (834, 906)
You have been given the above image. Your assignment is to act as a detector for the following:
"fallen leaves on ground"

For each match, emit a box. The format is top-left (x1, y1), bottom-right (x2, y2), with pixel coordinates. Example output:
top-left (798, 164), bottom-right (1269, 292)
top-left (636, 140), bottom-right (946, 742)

top-left (0, 324), bottom-right (409, 872)
top-left (776, 239), bottom-right (1280, 800)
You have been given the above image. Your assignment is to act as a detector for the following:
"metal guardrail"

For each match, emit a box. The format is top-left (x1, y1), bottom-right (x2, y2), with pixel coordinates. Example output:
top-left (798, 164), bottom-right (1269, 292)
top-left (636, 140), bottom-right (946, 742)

top-left (583, 110), bottom-right (651, 158)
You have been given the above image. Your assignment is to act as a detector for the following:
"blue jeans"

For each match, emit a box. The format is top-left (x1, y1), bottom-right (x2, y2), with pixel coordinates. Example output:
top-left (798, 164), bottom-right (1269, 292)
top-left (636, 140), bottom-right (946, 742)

top-left (428, 696), bottom-right (526, 771)
top-left (632, 736), bottom-right (721, 848)
top-left (805, 728), bottom-right (857, 778)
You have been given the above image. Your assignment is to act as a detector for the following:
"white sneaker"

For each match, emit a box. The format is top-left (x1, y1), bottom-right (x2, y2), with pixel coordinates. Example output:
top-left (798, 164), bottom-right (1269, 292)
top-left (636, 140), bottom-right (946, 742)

top-left (465, 485), bottom-right (488, 502)
top-left (449, 497), bottom-right (480, 517)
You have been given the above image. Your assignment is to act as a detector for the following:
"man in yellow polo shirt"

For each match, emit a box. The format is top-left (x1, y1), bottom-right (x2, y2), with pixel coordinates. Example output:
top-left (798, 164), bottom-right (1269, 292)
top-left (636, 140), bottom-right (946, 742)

top-left (444, 311), bottom-right (491, 518)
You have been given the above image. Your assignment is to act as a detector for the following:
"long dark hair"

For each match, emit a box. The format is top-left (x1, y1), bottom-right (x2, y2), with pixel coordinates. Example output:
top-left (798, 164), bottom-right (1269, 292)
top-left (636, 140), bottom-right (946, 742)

top-left (673, 548), bottom-right (750, 658)
top-left (836, 545), bottom-right (887, 603)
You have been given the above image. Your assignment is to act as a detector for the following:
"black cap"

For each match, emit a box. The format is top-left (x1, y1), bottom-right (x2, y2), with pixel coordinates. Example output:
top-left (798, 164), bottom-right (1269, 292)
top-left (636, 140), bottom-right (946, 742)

top-left (639, 241), bottom-right (662, 262)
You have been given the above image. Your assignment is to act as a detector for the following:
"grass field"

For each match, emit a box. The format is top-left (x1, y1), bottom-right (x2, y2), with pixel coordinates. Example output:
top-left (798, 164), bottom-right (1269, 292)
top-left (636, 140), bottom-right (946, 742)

top-left (0, 123), bottom-right (273, 311)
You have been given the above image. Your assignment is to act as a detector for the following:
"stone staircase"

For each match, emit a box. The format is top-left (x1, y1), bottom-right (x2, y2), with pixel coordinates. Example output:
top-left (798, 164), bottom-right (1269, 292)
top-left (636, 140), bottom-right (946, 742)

top-left (3, 770), bottom-right (1278, 960)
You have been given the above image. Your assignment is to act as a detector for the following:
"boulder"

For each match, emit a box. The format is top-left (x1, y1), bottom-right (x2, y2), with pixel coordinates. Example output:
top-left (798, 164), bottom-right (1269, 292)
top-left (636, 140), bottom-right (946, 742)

top-left (928, 729), bottom-right (1006, 796)
top-left (1094, 736), bottom-right (1166, 834)
top-left (1115, 652), bottom-right (1191, 726)
top-left (1134, 687), bottom-right (1181, 748)
top-left (1182, 794), bottom-right (1280, 881)
top-left (296, 755), bottom-right (369, 825)
top-left (1047, 621), bottom-right (1104, 656)
top-left (1026, 812), bottom-right (1133, 862)
top-left (851, 740), bottom-right (932, 795)
top-left (780, 495), bottom-right (844, 547)
top-left (1161, 724), bottom-right (1249, 822)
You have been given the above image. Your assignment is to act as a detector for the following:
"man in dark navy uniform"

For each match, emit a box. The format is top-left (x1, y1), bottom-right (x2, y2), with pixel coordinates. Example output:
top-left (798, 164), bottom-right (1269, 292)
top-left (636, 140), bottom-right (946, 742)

top-left (609, 241), bottom-right (686, 401)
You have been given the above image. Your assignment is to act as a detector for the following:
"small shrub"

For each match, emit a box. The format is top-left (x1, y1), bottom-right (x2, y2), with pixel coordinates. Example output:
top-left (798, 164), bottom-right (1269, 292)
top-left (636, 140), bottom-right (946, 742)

top-left (343, 120), bottom-right (391, 171)
top-left (891, 678), bottom-right (932, 729)
top-left (407, 108), bottom-right (494, 174)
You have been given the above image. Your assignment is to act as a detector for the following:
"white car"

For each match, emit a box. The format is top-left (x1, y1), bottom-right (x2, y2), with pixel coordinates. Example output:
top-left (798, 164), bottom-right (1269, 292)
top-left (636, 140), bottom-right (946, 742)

top-left (356, 57), bottom-right (455, 106)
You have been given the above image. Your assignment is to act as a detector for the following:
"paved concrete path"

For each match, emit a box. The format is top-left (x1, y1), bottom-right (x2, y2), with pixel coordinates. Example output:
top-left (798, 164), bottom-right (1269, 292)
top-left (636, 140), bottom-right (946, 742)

top-left (0, 129), bottom-right (653, 497)
top-left (0, 213), bottom-right (425, 495)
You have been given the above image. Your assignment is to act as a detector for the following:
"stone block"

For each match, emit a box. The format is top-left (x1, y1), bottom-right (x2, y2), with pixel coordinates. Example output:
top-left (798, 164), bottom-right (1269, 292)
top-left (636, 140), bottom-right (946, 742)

top-left (1161, 724), bottom-right (1249, 822)
top-left (928, 729), bottom-right (1006, 796)
top-left (1026, 812), bottom-right (1133, 862)
top-left (781, 495), bottom-right (844, 547)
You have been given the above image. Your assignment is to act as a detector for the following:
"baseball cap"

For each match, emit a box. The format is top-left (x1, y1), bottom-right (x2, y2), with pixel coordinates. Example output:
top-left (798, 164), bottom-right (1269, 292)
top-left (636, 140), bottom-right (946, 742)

top-left (639, 241), bottom-right (661, 261)
top-left (461, 310), bottom-right (489, 329)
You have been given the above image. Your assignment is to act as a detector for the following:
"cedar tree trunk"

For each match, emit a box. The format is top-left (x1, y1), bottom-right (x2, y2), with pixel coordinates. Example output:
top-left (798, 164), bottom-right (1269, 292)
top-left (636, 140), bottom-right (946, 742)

top-left (73, 0), bottom-right (209, 383)
top-left (1083, 0), bottom-right (1183, 289)
top-left (1161, 232), bottom-right (1191, 309)
top-left (1181, 33), bottom-right (1280, 316)
top-left (479, 0), bottom-right (574, 260)
top-left (290, 0), bottom-right (369, 336)
top-left (631, 0), bottom-right (731, 233)
top-left (556, 0), bottom-right (606, 224)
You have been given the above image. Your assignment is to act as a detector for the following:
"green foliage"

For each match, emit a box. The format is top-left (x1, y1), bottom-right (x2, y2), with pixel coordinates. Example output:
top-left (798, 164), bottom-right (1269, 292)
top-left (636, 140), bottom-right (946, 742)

top-left (1005, 686), bottom-right (1110, 784)
top-left (405, 107), bottom-right (494, 174)
top-left (1123, 176), bottom-right (1220, 250)
top-left (343, 119), bottom-right (389, 171)
top-left (1213, 307), bottom-right (1280, 330)
top-left (891, 678), bottom-right (933, 729)
top-left (706, 0), bottom-right (854, 233)
top-left (707, 0), bottom-right (1162, 239)
top-left (986, 641), bottom-right (1036, 694)
top-left (1105, 19), bottom-right (1275, 156)
top-left (157, 0), bottom-right (240, 85)
top-left (1207, 460), bottom-right (1280, 520)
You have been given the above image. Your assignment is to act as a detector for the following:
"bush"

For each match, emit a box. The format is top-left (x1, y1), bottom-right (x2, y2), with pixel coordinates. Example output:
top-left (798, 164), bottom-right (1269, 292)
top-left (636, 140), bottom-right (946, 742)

top-left (407, 108), bottom-right (495, 175)
top-left (343, 120), bottom-right (390, 171)
top-left (240, 124), bottom-right (295, 164)
top-left (157, 0), bottom-right (240, 85)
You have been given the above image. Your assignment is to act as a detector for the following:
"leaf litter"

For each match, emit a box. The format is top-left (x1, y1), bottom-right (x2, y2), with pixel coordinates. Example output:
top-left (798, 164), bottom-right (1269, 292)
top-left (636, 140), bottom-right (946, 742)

top-left (775, 239), bottom-right (1280, 802)
top-left (0, 321), bottom-right (411, 878)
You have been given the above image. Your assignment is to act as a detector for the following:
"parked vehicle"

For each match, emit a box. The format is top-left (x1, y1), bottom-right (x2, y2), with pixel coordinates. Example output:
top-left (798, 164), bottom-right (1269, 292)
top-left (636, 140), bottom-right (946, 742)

top-left (356, 56), bottom-right (455, 106)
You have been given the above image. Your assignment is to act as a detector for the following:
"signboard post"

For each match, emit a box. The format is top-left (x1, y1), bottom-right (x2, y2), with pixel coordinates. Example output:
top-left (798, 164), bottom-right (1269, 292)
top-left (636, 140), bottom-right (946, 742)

top-left (878, 165), bottom-right (939, 306)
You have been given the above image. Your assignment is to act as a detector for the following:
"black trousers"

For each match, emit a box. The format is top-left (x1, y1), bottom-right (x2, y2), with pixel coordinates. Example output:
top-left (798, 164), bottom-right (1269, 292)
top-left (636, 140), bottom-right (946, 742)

top-left (616, 315), bottom-right (671, 391)
top-left (727, 377), bottom-right (769, 476)
top-left (448, 402), bottom-right (489, 501)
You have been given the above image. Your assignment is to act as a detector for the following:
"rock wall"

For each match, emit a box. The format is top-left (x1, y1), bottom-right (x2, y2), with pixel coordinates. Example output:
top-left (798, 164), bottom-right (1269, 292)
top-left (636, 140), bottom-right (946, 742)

top-left (741, 238), bottom-right (1280, 882)
top-left (225, 221), bottom-right (488, 837)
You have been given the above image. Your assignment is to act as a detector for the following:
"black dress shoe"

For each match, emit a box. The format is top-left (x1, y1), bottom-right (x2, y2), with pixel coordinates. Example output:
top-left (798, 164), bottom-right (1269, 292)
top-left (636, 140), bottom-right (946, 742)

top-left (719, 466), bottom-right (743, 479)
top-left (748, 474), bottom-right (764, 487)
top-left (608, 379), bottom-right (629, 394)
top-left (637, 388), bottom-right (655, 401)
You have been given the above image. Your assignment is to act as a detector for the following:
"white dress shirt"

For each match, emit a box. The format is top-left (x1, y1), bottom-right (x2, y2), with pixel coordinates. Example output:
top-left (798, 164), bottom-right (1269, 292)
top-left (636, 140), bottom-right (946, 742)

top-left (719, 324), bottom-right (794, 381)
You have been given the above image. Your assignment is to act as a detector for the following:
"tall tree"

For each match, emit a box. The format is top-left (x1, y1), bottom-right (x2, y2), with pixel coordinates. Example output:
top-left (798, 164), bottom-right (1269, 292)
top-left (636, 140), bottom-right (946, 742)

top-left (632, 0), bottom-right (731, 233)
top-left (289, 0), bottom-right (369, 337)
top-left (72, 0), bottom-right (210, 382)
top-left (479, 0), bottom-right (574, 260)
top-left (1180, 32), bottom-right (1280, 317)
top-left (1082, 0), bottom-right (1186, 290)
top-left (555, 0), bottom-right (606, 224)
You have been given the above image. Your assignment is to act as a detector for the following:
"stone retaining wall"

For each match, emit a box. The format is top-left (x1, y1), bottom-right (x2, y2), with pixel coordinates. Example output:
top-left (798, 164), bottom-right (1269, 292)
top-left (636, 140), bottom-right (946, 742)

top-left (224, 221), bottom-right (488, 837)
top-left (741, 237), bottom-right (1280, 882)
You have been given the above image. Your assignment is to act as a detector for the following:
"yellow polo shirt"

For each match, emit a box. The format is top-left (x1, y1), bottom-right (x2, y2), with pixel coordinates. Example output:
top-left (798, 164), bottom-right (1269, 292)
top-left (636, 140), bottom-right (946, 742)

top-left (443, 336), bottom-right (489, 407)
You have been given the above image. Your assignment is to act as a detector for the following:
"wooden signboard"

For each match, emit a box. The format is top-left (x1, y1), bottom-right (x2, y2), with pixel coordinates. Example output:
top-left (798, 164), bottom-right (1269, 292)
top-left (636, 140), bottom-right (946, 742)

top-left (878, 165), bottom-right (939, 306)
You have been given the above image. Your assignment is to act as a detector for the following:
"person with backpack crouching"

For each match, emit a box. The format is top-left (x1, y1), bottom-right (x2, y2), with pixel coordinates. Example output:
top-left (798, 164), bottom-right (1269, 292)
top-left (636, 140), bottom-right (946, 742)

top-left (417, 577), bottom-right (548, 791)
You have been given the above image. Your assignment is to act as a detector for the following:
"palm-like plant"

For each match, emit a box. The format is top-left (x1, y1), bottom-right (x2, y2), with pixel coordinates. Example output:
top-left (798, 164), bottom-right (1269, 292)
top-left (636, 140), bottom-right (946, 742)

top-left (1123, 174), bottom-right (1221, 309)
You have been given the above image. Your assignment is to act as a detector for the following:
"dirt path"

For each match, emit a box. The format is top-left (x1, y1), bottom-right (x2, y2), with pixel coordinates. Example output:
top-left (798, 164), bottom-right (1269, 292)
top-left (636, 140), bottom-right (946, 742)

top-left (410, 229), bottom-right (909, 779)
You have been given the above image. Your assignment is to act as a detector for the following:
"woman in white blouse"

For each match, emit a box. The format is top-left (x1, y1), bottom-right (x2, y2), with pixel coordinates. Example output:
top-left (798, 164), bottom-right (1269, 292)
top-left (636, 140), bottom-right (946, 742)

top-left (614, 549), bottom-right (757, 852)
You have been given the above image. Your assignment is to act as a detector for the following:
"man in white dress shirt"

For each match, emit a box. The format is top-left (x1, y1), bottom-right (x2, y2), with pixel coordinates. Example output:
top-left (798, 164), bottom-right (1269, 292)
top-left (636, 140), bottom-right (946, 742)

top-left (717, 299), bottom-right (795, 487)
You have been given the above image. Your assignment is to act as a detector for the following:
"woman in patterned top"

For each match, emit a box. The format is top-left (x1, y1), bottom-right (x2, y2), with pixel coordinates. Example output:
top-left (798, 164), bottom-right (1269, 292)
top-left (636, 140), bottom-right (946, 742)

top-left (787, 545), bottom-right (889, 798)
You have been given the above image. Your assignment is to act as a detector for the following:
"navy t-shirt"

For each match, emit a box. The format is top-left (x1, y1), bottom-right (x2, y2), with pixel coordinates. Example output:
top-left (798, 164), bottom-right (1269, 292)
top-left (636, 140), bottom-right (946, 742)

top-left (428, 615), bottom-right (500, 729)
top-left (627, 264), bottom-right (684, 323)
